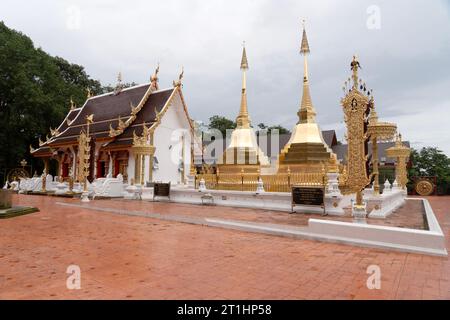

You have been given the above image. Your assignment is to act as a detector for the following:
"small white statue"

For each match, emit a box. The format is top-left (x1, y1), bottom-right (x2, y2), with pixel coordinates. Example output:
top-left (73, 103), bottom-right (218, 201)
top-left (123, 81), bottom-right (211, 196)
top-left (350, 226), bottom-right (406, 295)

top-left (392, 179), bottom-right (399, 190)
top-left (383, 179), bottom-right (391, 193)
top-left (256, 177), bottom-right (265, 194)
top-left (198, 178), bottom-right (206, 192)
top-left (3, 181), bottom-right (9, 189)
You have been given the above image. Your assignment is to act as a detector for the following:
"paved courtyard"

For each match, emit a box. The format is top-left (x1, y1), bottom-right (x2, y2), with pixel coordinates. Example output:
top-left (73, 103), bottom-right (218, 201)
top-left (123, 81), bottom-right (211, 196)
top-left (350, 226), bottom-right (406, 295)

top-left (0, 194), bottom-right (449, 299)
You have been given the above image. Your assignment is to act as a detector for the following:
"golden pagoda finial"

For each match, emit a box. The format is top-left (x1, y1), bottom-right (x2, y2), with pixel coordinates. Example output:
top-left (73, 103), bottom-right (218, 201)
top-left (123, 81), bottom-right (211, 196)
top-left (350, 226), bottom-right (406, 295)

top-left (240, 41), bottom-right (249, 70)
top-left (300, 20), bottom-right (310, 55)
top-left (297, 21), bottom-right (316, 124)
top-left (86, 88), bottom-right (92, 99)
top-left (236, 43), bottom-right (250, 128)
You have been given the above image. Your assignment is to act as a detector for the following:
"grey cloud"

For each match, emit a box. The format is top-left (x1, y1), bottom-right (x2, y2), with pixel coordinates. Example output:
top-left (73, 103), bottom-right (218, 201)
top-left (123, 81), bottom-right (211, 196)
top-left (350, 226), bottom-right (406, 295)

top-left (1, 0), bottom-right (449, 154)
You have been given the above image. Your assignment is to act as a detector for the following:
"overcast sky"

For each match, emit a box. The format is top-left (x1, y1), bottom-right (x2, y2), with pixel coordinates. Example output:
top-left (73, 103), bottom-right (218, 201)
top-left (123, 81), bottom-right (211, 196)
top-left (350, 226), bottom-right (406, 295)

top-left (1, 0), bottom-right (450, 154)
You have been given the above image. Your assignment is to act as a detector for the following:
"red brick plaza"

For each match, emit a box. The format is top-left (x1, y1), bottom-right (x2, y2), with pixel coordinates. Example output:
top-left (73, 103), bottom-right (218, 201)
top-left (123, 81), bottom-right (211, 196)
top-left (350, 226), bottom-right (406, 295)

top-left (1, 194), bottom-right (449, 300)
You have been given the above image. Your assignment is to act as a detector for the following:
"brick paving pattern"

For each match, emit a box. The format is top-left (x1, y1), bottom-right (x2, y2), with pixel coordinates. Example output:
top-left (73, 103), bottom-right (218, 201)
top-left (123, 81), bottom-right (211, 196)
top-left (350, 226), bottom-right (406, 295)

top-left (0, 194), bottom-right (449, 299)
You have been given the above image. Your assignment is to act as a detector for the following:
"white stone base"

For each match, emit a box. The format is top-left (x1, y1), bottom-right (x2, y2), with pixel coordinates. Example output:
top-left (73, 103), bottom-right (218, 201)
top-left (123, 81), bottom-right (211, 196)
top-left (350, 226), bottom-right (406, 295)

top-left (81, 191), bottom-right (90, 202)
top-left (169, 187), bottom-right (347, 216)
top-left (54, 183), bottom-right (68, 195)
top-left (123, 185), bottom-right (141, 200)
top-left (352, 202), bottom-right (367, 223)
top-left (368, 189), bottom-right (406, 219)
top-left (141, 187), bottom-right (154, 200)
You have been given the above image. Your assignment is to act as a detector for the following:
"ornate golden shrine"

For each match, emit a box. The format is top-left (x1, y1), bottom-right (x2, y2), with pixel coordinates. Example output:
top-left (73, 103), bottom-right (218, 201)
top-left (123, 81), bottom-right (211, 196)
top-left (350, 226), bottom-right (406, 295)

top-left (338, 56), bottom-right (372, 206)
top-left (367, 107), bottom-right (397, 194)
top-left (278, 22), bottom-right (338, 174)
top-left (386, 134), bottom-right (411, 189)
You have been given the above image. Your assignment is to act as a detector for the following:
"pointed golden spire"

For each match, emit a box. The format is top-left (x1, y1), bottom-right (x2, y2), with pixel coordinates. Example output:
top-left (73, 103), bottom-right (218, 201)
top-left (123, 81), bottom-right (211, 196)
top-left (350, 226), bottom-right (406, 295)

top-left (240, 41), bottom-right (249, 70)
top-left (297, 21), bottom-right (317, 124)
top-left (300, 20), bottom-right (310, 55)
top-left (236, 42), bottom-right (250, 128)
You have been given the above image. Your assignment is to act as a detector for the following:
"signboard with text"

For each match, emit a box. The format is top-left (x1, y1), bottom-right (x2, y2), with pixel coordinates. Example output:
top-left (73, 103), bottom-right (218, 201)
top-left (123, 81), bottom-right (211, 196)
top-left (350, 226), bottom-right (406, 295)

top-left (291, 186), bottom-right (325, 214)
top-left (153, 182), bottom-right (171, 200)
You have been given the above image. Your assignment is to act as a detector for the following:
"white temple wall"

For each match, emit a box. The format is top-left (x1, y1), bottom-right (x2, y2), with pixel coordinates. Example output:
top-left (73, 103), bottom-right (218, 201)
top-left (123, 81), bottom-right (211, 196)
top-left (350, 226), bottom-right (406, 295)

top-left (153, 91), bottom-right (192, 185)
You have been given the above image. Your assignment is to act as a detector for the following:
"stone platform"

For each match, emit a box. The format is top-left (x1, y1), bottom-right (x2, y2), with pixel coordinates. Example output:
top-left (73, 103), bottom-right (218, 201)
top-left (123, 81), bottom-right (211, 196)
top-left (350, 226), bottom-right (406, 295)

top-left (151, 186), bottom-right (348, 216)
top-left (0, 206), bottom-right (39, 219)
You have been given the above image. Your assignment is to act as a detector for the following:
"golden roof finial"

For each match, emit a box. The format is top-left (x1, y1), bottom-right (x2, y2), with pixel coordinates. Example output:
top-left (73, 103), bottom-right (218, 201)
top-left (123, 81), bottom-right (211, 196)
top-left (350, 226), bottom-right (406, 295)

top-left (117, 116), bottom-right (126, 130)
top-left (50, 127), bottom-right (59, 137)
top-left (173, 66), bottom-right (184, 87)
top-left (86, 114), bottom-right (94, 124)
top-left (86, 88), bottom-right (92, 99)
top-left (150, 63), bottom-right (160, 90)
top-left (70, 96), bottom-right (76, 110)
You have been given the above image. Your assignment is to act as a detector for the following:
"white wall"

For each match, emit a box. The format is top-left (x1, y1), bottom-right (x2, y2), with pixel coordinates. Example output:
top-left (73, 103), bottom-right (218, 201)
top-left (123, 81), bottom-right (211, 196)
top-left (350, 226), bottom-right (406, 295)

top-left (152, 91), bottom-right (192, 185)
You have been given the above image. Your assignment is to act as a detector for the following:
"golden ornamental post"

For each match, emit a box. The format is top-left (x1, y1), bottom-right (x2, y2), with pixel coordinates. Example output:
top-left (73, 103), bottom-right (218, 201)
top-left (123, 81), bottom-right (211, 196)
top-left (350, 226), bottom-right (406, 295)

top-left (79, 114), bottom-right (94, 202)
top-left (339, 56), bottom-right (371, 219)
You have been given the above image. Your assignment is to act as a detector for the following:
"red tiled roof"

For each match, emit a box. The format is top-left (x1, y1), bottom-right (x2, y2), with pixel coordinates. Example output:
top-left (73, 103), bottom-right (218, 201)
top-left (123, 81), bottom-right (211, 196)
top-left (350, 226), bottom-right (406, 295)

top-left (32, 84), bottom-right (175, 155)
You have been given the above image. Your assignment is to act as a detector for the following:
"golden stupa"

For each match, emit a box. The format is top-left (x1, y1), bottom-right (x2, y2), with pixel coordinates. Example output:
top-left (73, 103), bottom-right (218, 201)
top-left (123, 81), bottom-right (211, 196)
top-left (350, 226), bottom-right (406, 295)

top-left (218, 43), bottom-right (269, 173)
top-left (278, 23), bottom-right (337, 172)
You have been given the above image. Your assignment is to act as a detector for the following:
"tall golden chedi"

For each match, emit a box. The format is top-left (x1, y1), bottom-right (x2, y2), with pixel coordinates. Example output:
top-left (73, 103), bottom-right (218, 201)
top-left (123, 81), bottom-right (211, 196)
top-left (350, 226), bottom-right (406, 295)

top-left (218, 43), bottom-right (269, 173)
top-left (279, 23), bottom-right (337, 172)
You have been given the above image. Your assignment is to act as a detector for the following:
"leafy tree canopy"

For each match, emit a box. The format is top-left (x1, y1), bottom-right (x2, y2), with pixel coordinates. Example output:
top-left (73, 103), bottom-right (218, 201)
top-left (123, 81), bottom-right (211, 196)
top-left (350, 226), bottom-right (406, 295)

top-left (208, 115), bottom-right (236, 136)
top-left (257, 123), bottom-right (291, 134)
top-left (0, 21), bottom-right (103, 179)
top-left (408, 147), bottom-right (450, 185)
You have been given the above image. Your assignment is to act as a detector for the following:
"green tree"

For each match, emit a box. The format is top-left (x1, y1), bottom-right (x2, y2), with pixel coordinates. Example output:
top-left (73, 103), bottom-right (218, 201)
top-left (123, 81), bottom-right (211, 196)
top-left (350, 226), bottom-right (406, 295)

top-left (101, 82), bottom-right (139, 94)
top-left (0, 21), bottom-right (102, 182)
top-left (208, 115), bottom-right (236, 136)
top-left (256, 123), bottom-right (291, 134)
top-left (267, 125), bottom-right (291, 135)
top-left (408, 147), bottom-right (450, 194)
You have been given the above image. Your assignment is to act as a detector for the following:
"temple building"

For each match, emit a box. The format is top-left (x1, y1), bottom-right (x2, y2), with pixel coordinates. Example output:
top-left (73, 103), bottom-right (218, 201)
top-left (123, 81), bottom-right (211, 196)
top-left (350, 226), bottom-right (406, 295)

top-left (31, 67), bottom-right (194, 185)
top-left (278, 24), bottom-right (338, 172)
top-left (218, 44), bottom-right (269, 173)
